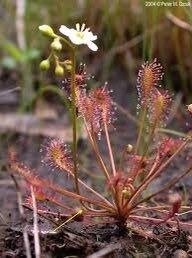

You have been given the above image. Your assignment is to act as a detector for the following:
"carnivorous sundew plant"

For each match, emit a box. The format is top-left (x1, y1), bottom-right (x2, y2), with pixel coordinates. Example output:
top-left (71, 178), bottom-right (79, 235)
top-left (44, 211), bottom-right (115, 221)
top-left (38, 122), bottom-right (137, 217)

top-left (9, 23), bottom-right (192, 230)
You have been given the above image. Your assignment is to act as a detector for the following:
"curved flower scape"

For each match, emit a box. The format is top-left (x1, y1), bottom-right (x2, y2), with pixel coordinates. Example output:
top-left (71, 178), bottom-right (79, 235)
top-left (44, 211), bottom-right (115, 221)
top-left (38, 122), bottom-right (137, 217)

top-left (59, 23), bottom-right (98, 51)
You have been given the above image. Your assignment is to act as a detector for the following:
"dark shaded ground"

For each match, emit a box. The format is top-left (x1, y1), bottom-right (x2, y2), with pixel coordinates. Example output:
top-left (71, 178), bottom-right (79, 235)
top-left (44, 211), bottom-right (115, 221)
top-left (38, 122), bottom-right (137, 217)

top-left (0, 67), bottom-right (192, 257)
top-left (1, 221), bottom-right (191, 257)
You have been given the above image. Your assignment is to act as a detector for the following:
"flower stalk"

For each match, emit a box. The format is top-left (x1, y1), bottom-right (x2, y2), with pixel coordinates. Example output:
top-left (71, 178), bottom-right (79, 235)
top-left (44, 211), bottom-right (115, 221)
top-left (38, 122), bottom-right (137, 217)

top-left (70, 49), bottom-right (80, 196)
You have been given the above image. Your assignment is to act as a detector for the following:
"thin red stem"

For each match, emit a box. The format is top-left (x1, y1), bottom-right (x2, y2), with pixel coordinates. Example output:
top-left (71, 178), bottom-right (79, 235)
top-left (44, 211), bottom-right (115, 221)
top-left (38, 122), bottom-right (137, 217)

top-left (58, 162), bottom-right (113, 208)
top-left (129, 164), bottom-right (192, 211)
top-left (84, 120), bottom-right (110, 180)
top-left (104, 122), bottom-right (116, 176)
top-left (126, 139), bottom-right (189, 211)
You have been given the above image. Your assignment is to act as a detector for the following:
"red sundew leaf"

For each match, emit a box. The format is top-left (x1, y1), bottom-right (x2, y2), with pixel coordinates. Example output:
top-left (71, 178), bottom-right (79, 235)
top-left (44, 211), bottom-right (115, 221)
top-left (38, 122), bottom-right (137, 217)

top-left (29, 185), bottom-right (48, 201)
top-left (156, 137), bottom-right (184, 159)
top-left (137, 58), bottom-right (163, 106)
top-left (76, 85), bottom-right (115, 134)
top-left (140, 194), bottom-right (182, 225)
top-left (25, 183), bottom-right (75, 213)
top-left (9, 149), bottom-right (108, 210)
top-left (158, 194), bottom-right (182, 223)
top-left (24, 196), bottom-right (75, 218)
top-left (76, 88), bottom-right (101, 133)
top-left (61, 63), bottom-right (91, 99)
top-left (40, 138), bottom-right (73, 173)
top-left (8, 147), bottom-right (39, 182)
top-left (89, 86), bottom-right (114, 126)
top-left (126, 155), bottom-right (148, 179)
top-left (107, 171), bottom-right (133, 189)
top-left (149, 88), bottom-right (172, 127)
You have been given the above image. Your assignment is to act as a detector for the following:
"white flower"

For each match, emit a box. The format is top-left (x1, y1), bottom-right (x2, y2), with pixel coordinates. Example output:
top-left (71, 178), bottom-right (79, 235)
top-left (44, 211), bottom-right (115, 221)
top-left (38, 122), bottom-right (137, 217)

top-left (59, 23), bottom-right (98, 51)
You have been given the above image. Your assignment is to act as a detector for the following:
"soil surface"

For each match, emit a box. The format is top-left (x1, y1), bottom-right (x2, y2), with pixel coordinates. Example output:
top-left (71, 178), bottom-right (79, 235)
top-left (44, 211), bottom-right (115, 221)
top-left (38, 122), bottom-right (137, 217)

top-left (1, 221), bottom-right (191, 257)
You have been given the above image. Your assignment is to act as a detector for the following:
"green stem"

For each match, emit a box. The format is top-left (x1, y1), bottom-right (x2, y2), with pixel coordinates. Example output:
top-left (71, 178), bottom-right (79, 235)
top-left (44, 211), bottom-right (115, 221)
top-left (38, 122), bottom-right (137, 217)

top-left (70, 52), bottom-right (91, 213)
top-left (156, 128), bottom-right (190, 138)
top-left (59, 36), bottom-right (74, 50)
top-left (19, 62), bottom-right (34, 112)
top-left (135, 105), bottom-right (147, 154)
top-left (27, 84), bottom-right (72, 121)
top-left (38, 85), bottom-right (71, 113)
top-left (70, 50), bottom-right (80, 196)
top-left (140, 119), bottom-right (157, 161)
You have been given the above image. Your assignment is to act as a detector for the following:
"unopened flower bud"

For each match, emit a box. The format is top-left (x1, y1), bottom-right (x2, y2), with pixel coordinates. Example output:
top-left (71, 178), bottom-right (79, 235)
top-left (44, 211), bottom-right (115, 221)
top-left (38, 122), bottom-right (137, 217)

top-left (168, 193), bottom-right (181, 205)
top-left (51, 38), bottom-right (62, 51)
top-left (64, 60), bottom-right (73, 72)
top-left (55, 65), bottom-right (64, 76)
top-left (122, 189), bottom-right (130, 199)
top-left (39, 59), bottom-right (50, 70)
top-left (126, 144), bottom-right (133, 153)
top-left (38, 25), bottom-right (55, 38)
top-left (168, 193), bottom-right (182, 215)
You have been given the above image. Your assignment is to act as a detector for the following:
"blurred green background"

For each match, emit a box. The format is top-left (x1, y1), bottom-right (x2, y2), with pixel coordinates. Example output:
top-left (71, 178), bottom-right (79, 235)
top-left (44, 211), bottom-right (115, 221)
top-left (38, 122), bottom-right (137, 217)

top-left (1, 0), bottom-right (192, 112)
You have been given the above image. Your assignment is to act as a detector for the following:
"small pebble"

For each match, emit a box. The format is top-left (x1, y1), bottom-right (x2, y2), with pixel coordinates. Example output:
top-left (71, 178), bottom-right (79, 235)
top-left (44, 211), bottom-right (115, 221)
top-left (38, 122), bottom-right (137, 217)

top-left (173, 249), bottom-right (188, 258)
